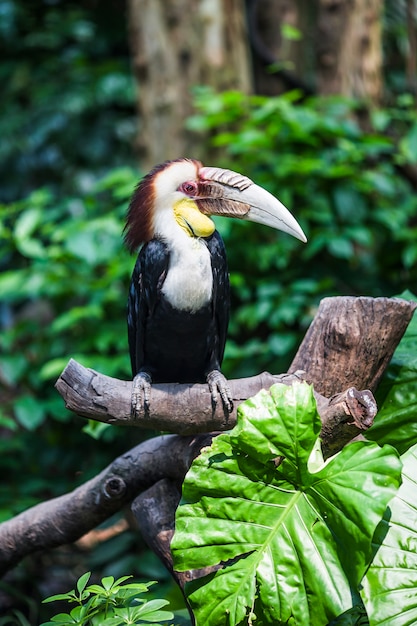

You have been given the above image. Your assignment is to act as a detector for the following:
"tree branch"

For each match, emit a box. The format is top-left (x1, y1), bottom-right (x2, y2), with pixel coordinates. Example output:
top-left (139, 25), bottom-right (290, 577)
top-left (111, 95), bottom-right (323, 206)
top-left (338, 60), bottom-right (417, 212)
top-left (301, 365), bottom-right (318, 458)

top-left (0, 434), bottom-right (212, 577)
top-left (289, 296), bottom-right (416, 396)
top-left (0, 384), bottom-right (376, 576)
top-left (1, 295), bottom-right (414, 577)
top-left (132, 479), bottom-right (219, 603)
top-left (55, 364), bottom-right (304, 434)
top-left (319, 388), bottom-right (376, 458)
top-left (129, 295), bottom-right (415, 583)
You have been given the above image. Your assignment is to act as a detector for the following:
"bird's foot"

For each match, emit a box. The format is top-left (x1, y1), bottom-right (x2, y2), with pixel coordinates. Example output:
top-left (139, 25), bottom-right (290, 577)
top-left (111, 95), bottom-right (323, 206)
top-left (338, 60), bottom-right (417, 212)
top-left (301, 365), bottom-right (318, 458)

top-left (207, 370), bottom-right (233, 415)
top-left (131, 372), bottom-right (152, 418)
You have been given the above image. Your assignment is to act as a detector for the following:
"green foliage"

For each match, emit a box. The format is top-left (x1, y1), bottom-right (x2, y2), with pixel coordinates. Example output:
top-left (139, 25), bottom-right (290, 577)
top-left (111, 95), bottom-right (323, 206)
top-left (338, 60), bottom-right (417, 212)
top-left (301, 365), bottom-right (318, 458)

top-left (3, 11), bottom-right (417, 614)
top-left (189, 89), bottom-right (417, 377)
top-left (3, 88), bottom-right (417, 447)
top-left (0, 0), bottom-right (136, 203)
top-left (40, 572), bottom-right (174, 626)
top-left (0, 167), bottom-right (140, 520)
top-left (0, 166), bottom-right (136, 398)
top-left (0, 0), bottom-right (140, 532)
top-left (367, 291), bottom-right (417, 453)
top-left (361, 442), bottom-right (417, 625)
top-left (172, 383), bottom-right (402, 626)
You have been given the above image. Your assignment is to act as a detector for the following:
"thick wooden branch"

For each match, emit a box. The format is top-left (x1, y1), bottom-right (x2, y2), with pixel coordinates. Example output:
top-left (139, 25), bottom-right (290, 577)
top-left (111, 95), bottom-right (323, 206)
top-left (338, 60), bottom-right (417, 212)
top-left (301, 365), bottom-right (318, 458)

top-left (289, 296), bottom-right (416, 396)
top-left (55, 362), bottom-right (378, 451)
top-left (1, 296), bottom-right (414, 577)
top-left (127, 295), bottom-right (415, 582)
top-left (0, 434), bottom-right (212, 577)
top-left (132, 479), bottom-right (218, 601)
top-left (319, 388), bottom-right (376, 458)
top-left (0, 385), bottom-right (376, 576)
top-left (55, 364), bottom-right (303, 434)
top-left (56, 297), bottom-right (415, 434)
top-left (132, 481), bottom-right (185, 585)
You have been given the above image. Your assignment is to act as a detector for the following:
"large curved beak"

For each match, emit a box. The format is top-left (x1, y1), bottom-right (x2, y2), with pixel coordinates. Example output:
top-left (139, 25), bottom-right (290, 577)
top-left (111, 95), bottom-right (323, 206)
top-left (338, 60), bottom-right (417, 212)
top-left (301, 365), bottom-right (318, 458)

top-left (197, 166), bottom-right (307, 243)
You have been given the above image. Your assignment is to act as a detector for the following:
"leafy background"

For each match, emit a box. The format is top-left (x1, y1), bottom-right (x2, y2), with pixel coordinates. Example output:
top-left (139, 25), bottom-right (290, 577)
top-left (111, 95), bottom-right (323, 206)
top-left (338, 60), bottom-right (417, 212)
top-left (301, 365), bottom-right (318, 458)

top-left (1, 0), bottom-right (417, 621)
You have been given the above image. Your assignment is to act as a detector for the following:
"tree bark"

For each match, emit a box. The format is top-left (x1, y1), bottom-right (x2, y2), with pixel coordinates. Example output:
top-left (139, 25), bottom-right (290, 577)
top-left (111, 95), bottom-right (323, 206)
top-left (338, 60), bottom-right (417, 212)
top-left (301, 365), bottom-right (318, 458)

top-left (129, 294), bottom-right (414, 589)
top-left (0, 434), bottom-right (212, 577)
top-left (132, 479), bottom-right (219, 594)
top-left (56, 296), bottom-right (415, 431)
top-left (316, 0), bottom-right (383, 104)
top-left (55, 363), bottom-right (303, 434)
top-left (319, 387), bottom-right (376, 458)
top-left (289, 296), bottom-right (416, 397)
top-left (55, 355), bottom-right (377, 451)
top-left (127, 0), bottom-right (251, 169)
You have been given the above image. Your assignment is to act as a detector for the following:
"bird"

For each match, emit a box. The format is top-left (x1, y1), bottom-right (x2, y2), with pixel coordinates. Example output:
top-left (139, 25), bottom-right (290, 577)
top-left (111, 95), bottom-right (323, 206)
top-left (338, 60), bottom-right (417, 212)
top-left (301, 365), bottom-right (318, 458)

top-left (124, 158), bottom-right (306, 417)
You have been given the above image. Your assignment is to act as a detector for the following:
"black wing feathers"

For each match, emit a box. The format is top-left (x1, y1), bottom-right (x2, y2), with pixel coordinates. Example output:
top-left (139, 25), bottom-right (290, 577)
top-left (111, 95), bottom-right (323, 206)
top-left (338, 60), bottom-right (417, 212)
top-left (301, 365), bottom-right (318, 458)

top-left (206, 231), bottom-right (230, 368)
top-left (127, 239), bottom-right (169, 376)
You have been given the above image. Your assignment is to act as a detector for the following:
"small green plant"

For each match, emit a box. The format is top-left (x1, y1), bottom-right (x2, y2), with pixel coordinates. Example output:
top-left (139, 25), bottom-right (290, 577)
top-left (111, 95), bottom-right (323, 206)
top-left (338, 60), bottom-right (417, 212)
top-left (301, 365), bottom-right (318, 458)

top-left (40, 572), bottom-right (174, 626)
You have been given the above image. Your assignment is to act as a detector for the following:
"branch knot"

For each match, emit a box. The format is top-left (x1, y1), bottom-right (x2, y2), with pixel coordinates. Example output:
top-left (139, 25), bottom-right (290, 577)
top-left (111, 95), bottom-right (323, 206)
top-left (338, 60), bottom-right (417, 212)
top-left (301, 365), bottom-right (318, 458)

top-left (103, 476), bottom-right (127, 499)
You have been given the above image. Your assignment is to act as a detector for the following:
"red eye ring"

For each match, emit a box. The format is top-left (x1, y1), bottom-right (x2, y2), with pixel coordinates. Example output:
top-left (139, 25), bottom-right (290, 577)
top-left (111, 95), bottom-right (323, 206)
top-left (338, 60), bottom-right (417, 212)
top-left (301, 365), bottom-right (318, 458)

top-left (179, 181), bottom-right (198, 195)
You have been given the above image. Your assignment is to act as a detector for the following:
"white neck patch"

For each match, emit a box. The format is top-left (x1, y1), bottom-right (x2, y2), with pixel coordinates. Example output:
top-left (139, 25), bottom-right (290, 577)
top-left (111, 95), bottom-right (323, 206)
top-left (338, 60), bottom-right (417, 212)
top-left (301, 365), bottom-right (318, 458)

top-left (161, 231), bottom-right (213, 312)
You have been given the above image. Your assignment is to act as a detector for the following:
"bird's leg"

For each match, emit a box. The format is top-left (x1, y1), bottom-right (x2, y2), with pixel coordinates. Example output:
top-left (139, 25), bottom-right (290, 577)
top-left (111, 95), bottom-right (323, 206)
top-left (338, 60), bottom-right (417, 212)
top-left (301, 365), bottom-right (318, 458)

top-left (131, 371), bottom-right (152, 418)
top-left (206, 369), bottom-right (234, 415)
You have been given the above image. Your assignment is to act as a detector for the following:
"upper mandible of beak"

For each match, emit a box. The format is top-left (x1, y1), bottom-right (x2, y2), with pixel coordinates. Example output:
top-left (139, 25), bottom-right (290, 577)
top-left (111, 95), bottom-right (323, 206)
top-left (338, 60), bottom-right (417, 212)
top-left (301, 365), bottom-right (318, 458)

top-left (198, 166), bottom-right (307, 243)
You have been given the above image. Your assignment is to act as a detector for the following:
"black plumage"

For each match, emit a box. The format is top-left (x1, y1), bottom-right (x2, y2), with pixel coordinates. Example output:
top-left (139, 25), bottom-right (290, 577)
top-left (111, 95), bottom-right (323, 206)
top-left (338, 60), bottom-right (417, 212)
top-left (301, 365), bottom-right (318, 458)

top-left (127, 230), bottom-right (229, 384)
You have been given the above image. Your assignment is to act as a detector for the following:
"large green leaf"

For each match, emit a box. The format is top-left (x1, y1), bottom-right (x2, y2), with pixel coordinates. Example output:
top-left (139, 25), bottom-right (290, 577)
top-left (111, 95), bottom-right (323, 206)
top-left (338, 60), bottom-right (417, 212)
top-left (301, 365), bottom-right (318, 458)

top-left (366, 291), bottom-right (417, 454)
top-left (172, 383), bottom-right (401, 626)
top-left (361, 442), bottom-right (417, 625)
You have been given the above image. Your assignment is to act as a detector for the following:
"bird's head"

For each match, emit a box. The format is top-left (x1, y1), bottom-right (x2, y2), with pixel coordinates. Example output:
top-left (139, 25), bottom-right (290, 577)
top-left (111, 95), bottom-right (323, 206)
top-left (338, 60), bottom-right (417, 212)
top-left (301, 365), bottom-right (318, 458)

top-left (124, 158), bottom-right (306, 252)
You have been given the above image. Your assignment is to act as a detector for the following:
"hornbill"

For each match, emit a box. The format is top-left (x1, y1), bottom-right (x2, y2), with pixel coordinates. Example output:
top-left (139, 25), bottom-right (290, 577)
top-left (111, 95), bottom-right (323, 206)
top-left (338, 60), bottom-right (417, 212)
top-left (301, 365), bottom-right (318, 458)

top-left (124, 158), bottom-right (306, 416)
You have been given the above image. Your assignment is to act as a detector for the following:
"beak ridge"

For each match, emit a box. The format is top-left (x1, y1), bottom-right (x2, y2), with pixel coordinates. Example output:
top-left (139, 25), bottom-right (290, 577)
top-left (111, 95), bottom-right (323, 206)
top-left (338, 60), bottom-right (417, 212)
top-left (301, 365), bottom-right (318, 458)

top-left (199, 166), bottom-right (307, 243)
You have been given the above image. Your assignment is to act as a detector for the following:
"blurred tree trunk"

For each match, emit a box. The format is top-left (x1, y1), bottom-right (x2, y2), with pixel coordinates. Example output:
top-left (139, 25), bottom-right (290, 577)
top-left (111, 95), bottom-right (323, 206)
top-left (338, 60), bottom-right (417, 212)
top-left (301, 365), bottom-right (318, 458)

top-left (406, 0), bottom-right (417, 95)
top-left (244, 0), bottom-right (384, 101)
top-left (127, 0), bottom-right (385, 168)
top-left (316, 0), bottom-right (383, 104)
top-left (127, 0), bottom-right (251, 169)
top-left (247, 0), bottom-right (313, 95)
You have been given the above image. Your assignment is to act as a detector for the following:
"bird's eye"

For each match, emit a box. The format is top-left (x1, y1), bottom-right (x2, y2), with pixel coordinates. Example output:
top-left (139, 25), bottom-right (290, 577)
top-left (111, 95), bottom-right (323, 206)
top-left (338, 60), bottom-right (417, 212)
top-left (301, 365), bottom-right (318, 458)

top-left (178, 181), bottom-right (198, 196)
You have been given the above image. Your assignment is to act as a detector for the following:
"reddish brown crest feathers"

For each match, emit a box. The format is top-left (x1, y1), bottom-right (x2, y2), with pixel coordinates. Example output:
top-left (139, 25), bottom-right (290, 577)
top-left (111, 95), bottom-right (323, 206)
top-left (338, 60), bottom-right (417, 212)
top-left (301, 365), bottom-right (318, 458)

top-left (124, 162), bottom-right (162, 252)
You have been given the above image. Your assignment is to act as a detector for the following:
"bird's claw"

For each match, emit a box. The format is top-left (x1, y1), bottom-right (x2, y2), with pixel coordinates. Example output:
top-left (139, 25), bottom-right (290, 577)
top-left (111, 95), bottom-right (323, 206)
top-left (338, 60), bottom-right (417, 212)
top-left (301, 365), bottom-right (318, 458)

top-left (207, 370), bottom-right (234, 414)
top-left (131, 372), bottom-right (152, 418)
